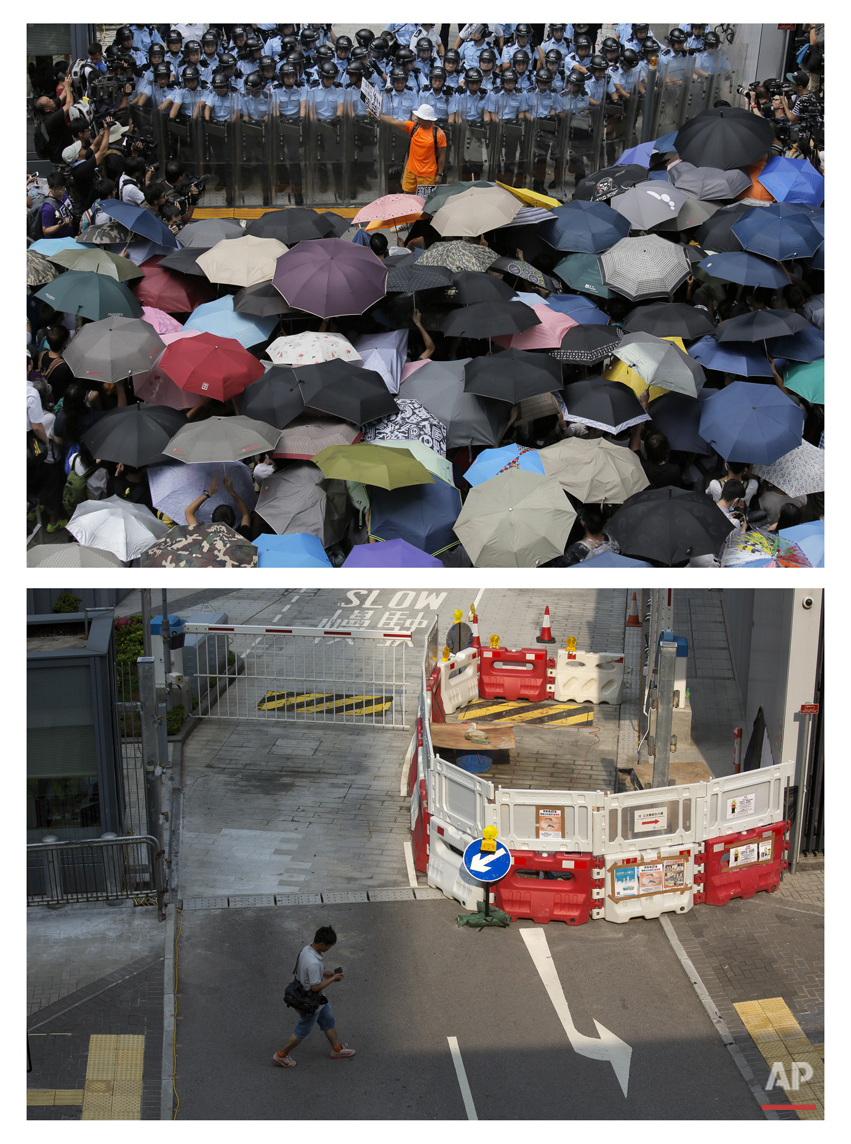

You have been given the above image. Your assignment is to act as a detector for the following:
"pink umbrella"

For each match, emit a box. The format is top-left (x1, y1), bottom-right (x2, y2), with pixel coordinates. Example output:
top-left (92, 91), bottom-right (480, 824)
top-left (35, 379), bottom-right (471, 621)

top-left (141, 306), bottom-right (184, 335)
top-left (352, 193), bottom-right (426, 227)
top-left (400, 359), bottom-right (430, 384)
top-left (493, 303), bottom-right (578, 351)
top-left (132, 329), bottom-right (203, 410)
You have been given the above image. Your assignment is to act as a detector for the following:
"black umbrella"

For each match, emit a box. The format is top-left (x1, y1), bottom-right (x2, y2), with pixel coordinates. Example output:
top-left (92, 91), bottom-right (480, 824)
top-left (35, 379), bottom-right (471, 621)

top-left (562, 378), bottom-right (650, 434)
top-left (293, 357), bottom-right (399, 426)
top-left (674, 107), bottom-right (776, 171)
top-left (246, 208), bottom-right (331, 243)
top-left (714, 309), bottom-right (811, 343)
top-left (463, 348), bottom-right (563, 403)
top-left (178, 218), bottom-right (244, 247)
top-left (440, 301), bottom-right (540, 339)
top-left (449, 270), bottom-right (517, 305)
top-left (550, 324), bottom-right (624, 363)
top-left (693, 203), bottom-right (750, 253)
top-left (606, 486), bottom-right (737, 565)
top-left (233, 280), bottom-right (302, 317)
top-left (386, 263), bottom-right (454, 294)
top-left (81, 402), bottom-right (187, 468)
top-left (574, 165), bottom-right (649, 202)
top-left (240, 366), bottom-right (306, 429)
top-left (622, 302), bottom-right (716, 340)
top-left (318, 211), bottom-right (352, 238)
top-left (159, 246), bottom-right (212, 276)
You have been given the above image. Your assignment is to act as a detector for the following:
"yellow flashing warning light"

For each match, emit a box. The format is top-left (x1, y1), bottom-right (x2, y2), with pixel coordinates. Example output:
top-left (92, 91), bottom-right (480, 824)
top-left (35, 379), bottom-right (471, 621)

top-left (489, 634), bottom-right (500, 648)
top-left (566, 636), bottom-right (577, 650)
top-left (442, 646), bottom-right (451, 662)
top-left (481, 825), bottom-right (498, 852)
top-left (468, 603), bottom-right (476, 622)
top-left (453, 608), bottom-right (463, 623)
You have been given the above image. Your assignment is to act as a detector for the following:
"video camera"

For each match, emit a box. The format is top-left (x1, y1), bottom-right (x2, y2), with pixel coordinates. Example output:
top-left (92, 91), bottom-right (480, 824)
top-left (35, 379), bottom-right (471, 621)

top-left (167, 172), bottom-right (210, 215)
top-left (124, 132), bottom-right (157, 159)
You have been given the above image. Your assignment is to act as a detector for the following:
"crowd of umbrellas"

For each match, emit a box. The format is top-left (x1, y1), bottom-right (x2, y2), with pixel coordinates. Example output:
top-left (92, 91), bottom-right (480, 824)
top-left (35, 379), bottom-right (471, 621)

top-left (27, 105), bottom-right (824, 568)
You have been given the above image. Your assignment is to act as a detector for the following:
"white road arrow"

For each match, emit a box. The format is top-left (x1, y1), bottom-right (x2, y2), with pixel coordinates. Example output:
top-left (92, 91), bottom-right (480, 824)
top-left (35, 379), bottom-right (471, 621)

top-left (521, 928), bottom-right (632, 1097)
top-left (469, 848), bottom-right (504, 875)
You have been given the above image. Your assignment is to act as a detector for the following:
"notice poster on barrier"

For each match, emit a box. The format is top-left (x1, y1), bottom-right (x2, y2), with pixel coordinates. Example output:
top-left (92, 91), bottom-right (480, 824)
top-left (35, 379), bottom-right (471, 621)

top-left (634, 807), bottom-right (668, 833)
top-left (638, 863), bottom-right (664, 892)
top-left (663, 858), bottom-right (685, 889)
top-left (613, 866), bottom-right (637, 897)
top-left (536, 806), bottom-right (564, 840)
top-left (729, 843), bottom-right (758, 867)
top-left (727, 792), bottom-right (756, 819)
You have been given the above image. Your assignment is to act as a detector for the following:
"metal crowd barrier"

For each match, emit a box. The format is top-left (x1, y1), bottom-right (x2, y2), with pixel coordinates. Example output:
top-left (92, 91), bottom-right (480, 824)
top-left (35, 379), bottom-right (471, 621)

top-left (27, 834), bottom-right (166, 918)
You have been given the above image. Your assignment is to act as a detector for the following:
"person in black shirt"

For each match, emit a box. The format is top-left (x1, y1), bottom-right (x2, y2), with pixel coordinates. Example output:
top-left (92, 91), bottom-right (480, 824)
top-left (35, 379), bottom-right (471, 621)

top-left (184, 474), bottom-right (253, 539)
top-left (640, 430), bottom-right (683, 489)
top-left (34, 72), bottom-right (78, 164)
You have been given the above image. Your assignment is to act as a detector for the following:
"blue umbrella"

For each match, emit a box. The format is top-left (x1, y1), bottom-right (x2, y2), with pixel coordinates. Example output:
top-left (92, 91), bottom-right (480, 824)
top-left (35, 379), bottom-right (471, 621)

top-left (101, 200), bottom-right (179, 248)
top-left (653, 130), bottom-right (678, 153)
top-left (546, 294), bottom-right (609, 325)
top-left (778, 520), bottom-right (823, 567)
top-left (698, 382), bottom-right (804, 464)
top-left (647, 389), bottom-right (717, 454)
top-left (369, 476), bottom-right (462, 555)
top-left (255, 532), bottom-right (333, 567)
top-left (756, 156), bottom-right (825, 207)
top-left (568, 551), bottom-right (653, 568)
top-left (731, 208), bottom-right (822, 261)
top-left (810, 242), bottom-right (824, 271)
top-left (28, 236), bottom-right (81, 255)
top-left (698, 252), bottom-right (788, 289)
top-left (343, 538), bottom-right (442, 567)
top-left (538, 201), bottom-right (630, 254)
top-left (465, 445), bottom-right (545, 487)
top-left (183, 295), bottom-right (277, 348)
top-left (616, 140), bottom-right (655, 168)
top-left (689, 335), bottom-right (773, 376)
top-left (765, 327), bottom-right (824, 363)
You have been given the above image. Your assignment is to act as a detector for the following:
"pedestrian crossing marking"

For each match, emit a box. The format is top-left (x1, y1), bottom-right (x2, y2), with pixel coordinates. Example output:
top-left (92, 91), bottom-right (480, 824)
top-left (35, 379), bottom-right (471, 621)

top-left (451, 698), bottom-right (595, 727)
top-left (257, 690), bottom-right (393, 716)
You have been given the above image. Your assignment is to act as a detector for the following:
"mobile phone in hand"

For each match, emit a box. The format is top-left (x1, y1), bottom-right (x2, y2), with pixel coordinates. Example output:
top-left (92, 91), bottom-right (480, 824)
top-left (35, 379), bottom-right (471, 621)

top-left (334, 967), bottom-right (343, 975)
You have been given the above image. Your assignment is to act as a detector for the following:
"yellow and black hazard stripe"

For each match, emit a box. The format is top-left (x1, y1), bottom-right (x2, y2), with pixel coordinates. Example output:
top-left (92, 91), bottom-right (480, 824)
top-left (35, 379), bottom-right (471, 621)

top-left (451, 698), bottom-right (595, 727)
top-left (257, 690), bottom-right (393, 717)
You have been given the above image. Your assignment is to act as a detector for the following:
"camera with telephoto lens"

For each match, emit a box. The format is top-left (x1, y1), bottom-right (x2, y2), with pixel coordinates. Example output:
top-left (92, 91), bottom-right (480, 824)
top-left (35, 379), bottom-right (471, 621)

top-left (169, 172), bottom-right (210, 214)
top-left (735, 80), bottom-right (761, 97)
top-left (124, 132), bottom-right (157, 159)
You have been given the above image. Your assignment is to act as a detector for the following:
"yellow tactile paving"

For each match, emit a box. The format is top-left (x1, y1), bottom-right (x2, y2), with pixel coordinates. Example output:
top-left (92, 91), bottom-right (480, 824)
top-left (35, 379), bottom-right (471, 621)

top-left (53, 1090), bottom-right (85, 1106)
top-left (79, 1033), bottom-right (145, 1120)
top-left (27, 1090), bottom-right (56, 1106)
top-left (733, 997), bottom-right (824, 1120)
top-left (27, 1089), bottom-right (85, 1107)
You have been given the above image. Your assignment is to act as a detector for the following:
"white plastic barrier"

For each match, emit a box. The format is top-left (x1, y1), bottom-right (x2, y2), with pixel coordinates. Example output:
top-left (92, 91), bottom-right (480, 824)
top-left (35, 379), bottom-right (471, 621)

top-left (426, 816), bottom-right (484, 911)
top-left (429, 754), bottom-right (494, 838)
top-left (554, 650), bottom-right (624, 704)
top-left (601, 785), bottom-right (702, 855)
top-left (697, 761), bottom-right (794, 841)
top-left (496, 788), bottom-right (601, 853)
top-left (437, 648), bottom-right (480, 715)
top-left (596, 845), bottom-right (696, 923)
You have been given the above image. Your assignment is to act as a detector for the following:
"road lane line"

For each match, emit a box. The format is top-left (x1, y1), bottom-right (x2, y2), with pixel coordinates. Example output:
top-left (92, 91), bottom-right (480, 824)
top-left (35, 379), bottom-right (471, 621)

top-left (473, 588), bottom-right (485, 611)
top-left (446, 1037), bottom-right (478, 1120)
top-left (402, 839), bottom-right (418, 888)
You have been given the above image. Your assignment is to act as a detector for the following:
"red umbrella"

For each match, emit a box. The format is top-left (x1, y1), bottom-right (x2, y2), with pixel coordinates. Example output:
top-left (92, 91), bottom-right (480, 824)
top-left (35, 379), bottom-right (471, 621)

top-left (132, 256), bottom-right (216, 313)
top-left (157, 332), bottom-right (264, 402)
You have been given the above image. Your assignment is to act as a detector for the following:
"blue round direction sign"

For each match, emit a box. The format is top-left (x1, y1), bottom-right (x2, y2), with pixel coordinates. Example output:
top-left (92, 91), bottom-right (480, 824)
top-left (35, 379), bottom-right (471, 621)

top-left (463, 838), bottom-right (512, 883)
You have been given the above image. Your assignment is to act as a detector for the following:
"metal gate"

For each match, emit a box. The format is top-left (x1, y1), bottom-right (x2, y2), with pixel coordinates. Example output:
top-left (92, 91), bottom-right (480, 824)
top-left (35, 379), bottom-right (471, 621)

top-left (183, 623), bottom-right (416, 729)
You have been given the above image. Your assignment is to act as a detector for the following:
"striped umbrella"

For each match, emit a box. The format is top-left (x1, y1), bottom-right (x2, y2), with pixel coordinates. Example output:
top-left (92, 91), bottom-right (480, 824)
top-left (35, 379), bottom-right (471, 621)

top-left (599, 235), bottom-right (691, 302)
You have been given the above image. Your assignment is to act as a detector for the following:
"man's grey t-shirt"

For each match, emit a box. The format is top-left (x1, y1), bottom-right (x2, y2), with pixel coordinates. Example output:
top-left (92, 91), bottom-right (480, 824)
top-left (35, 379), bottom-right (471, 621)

top-left (296, 945), bottom-right (325, 993)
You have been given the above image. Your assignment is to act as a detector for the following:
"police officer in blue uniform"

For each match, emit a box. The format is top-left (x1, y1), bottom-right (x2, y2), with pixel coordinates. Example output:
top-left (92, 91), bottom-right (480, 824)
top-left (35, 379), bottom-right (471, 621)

top-left (203, 68), bottom-right (239, 204)
top-left (164, 30), bottom-right (184, 72)
top-left (543, 49), bottom-right (566, 92)
top-left (500, 25), bottom-right (543, 70)
top-left (344, 59), bottom-right (378, 196)
top-left (484, 68), bottom-right (525, 186)
top-left (659, 28), bottom-right (692, 86)
top-left (419, 66), bottom-right (452, 126)
top-left (272, 62), bottom-right (305, 205)
top-left (200, 30), bottom-right (221, 73)
top-left (167, 64), bottom-right (206, 166)
top-left (611, 49), bottom-right (642, 102)
top-left (475, 48), bottom-right (501, 93)
top-left (307, 59), bottom-right (344, 198)
top-left (541, 24), bottom-right (571, 65)
top-left (449, 66), bottom-right (488, 180)
top-left (381, 66), bottom-right (417, 191)
top-left (510, 51), bottom-right (536, 92)
top-left (239, 69), bottom-right (273, 204)
top-left (557, 70), bottom-right (593, 183)
top-left (524, 67), bottom-right (561, 192)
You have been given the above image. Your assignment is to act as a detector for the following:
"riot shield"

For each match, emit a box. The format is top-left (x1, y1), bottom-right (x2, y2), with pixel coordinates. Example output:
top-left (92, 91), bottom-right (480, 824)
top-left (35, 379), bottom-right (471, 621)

top-left (305, 101), bottom-right (345, 206)
top-left (274, 112), bottom-right (306, 206)
top-left (203, 112), bottom-right (238, 205)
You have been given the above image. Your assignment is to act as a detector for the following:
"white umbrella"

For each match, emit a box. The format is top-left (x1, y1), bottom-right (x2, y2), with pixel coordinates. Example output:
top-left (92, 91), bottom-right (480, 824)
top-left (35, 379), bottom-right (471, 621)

top-left (751, 441), bottom-right (824, 497)
top-left (195, 234), bottom-right (288, 288)
top-left (66, 496), bottom-right (171, 562)
top-left (266, 331), bottom-right (362, 366)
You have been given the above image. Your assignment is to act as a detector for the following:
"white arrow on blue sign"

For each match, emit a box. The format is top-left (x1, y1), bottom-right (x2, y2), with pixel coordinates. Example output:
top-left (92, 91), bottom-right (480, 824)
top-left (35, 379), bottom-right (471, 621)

top-left (463, 838), bottom-right (512, 883)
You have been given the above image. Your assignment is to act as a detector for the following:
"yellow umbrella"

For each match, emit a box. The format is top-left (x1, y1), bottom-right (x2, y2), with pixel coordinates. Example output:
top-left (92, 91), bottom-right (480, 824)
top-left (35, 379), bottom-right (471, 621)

top-left (603, 336), bottom-right (689, 401)
top-left (496, 182), bottom-right (562, 209)
top-left (365, 213), bottom-right (422, 232)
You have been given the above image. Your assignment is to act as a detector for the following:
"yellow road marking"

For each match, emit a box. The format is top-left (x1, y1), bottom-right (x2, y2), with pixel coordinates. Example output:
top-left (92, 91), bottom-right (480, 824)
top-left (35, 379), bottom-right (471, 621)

top-left (257, 690), bottom-right (392, 715)
top-left (483, 707), bottom-right (595, 726)
top-left (733, 998), bottom-right (824, 1120)
top-left (81, 1034), bottom-right (144, 1120)
top-left (455, 700), bottom-right (592, 723)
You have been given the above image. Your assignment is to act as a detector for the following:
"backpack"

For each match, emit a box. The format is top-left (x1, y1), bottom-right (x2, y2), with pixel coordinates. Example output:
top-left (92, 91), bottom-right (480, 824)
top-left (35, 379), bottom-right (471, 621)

top-left (62, 453), bottom-right (97, 518)
top-left (27, 194), bottom-right (62, 241)
top-left (33, 116), bottom-right (52, 160)
top-left (79, 199), bottom-right (102, 233)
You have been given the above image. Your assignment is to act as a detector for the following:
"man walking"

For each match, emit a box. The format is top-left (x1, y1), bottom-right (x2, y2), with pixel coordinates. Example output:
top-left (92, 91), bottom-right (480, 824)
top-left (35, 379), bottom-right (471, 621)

top-left (273, 925), bottom-right (355, 1068)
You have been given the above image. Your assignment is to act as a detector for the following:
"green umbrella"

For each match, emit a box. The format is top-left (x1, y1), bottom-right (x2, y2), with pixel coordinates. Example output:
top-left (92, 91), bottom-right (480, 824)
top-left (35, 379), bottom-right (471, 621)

top-left (34, 270), bottom-right (143, 320)
top-left (422, 180), bottom-right (496, 216)
top-left (554, 252), bottom-right (612, 298)
top-left (783, 359), bottom-right (823, 405)
top-left (369, 439), bottom-right (454, 484)
top-left (453, 468), bottom-right (576, 567)
top-left (312, 444), bottom-right (435, 490)
top-left (46, 246), bottom-right (144, 281)
top-left (612, 331), bottom-right (705, 397)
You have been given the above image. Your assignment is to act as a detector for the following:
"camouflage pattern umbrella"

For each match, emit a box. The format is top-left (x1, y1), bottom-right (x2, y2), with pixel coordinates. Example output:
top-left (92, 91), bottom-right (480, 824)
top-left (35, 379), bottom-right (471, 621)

top-left (75, 219), bottom-right (131, 246)
top-left (140, 522), bottom-right (258, 567)
top-left (27, 250), bottom-right (59, 287)
top-left (418, 241), bottom-right (499, 274)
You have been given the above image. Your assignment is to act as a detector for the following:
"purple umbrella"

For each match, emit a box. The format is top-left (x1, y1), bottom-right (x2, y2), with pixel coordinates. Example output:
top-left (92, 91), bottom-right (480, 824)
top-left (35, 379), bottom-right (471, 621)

top-left (343, 539), bottom-right (442, 567)
top-left (272, 237), bottom-right (388, 318)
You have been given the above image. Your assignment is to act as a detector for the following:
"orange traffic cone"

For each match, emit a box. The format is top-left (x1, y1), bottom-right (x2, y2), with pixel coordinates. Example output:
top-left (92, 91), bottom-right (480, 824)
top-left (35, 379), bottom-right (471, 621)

top-left (626, 592), bottom-right (641, 628)
top-left (470, 613), bottom-right (481, 649)
top-left (536, 605), bottom-right (556, 644)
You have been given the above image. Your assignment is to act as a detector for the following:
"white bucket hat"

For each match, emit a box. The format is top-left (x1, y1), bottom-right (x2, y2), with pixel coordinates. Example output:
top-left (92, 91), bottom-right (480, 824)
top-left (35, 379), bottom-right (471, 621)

top-left (414, 103), bottom-right (438, 122)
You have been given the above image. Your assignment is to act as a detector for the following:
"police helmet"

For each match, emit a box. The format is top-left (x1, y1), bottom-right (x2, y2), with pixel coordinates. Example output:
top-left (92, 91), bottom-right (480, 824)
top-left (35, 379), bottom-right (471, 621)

top-left (602, 37), bottom-right (620, 54)
top-left (115, 25), bottom-right (134, 45)
top-left (231, 26), bottom-right (248, 43)
top-left (567, 70), bottom-right (587, 85)
top-left (184, 40), bottom-right (202, 57)
top-left (315, 45), bottom-right (334, 63)
top-left (351, 46), bottom-right (370, 61)
top-left (346, 59), bottom-right (367, 77)
top-left (443, 48), bottom-right (461, 66)
top-left (182, 64), bottom-right (200, 83)
top-left (642, 38), bottom-right (660, 56)
top-left (259, 54), bottom-right (275, 70)
top-left (202, 31), bottom-right (219, 50)
top-left (219, 52), bottom-right (237, 70)
top-left (416, 38), bottom-right (433, 54)
top-left (590, 54), bottom-right (608, 72)
top-left (535, 67), bottom-right (553, 84)
top-left (300, 28), bottom-right (318, 47)
top-left (703, 31), bottom-right (720, 48)
top-left (465, 67), bottom-right (483, 84)
top-left (390, 66), bottom-right (408, 83)
top-left (632, 23), bottom-right (649, 35)
top-left (668, 28), bottom-right (687, 45)
top-left (287, 50), bottom-right (306, 67)
top-left (396, 47), bottom-right (415, 64)
top-left (148, 43), bottom-right (165, 60)
top-left (515, 24), bottom-right (532, 38)
top-left (545, 48), bottom-right (563, 66)
top-left (281, 36), bottom-right (299, 56)
top-left (479, 48), bottom-right (497, 65)
top-left (550, 24), bottom-right (566, 33)
top-left (690, 23), bottom-right (707, 32)
top-left (211, 70), bottom-right (229, 89)
top-left (167, 30), bottom-right (183, 46)
top-left (621, 49), bottom-right (640, 68)
top-left (336, 35), bottom-right (352, 52)
top-left (244, 70), bottom-right (264, 91)
top-left (319, 60), bottom-right (339, 79)
top-left (278, 63), bottom-right (298, 82)
top-left (153, 63), bottom-right (172, 81)
top-left (574, 35), bottom-right (592, 53)
top-left (372, 37), bottom-right (390, 54)
top-left (430, 65), bottom-right (447, 81)
top-left (245, 35), bottom-right (264, 54)
top-left (355, 28), bottom-right (374, 47)
top-left (513, 50), bottom-right (531, 66)
top-left (502, 68), bottom-right (519, 83)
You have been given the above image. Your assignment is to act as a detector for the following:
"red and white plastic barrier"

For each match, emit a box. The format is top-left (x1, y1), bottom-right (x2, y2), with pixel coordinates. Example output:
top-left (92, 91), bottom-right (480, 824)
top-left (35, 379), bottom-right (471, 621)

top-left (437, 647), bottom-right (480, 716)
top-left (553, 650), bottom-right (624, 704)
top-left (479, 647), bottom-right (555, 703)
top-left (695, 820), bottom-right (789, 907)
top-left (493, 850), bottom-right (593, 925)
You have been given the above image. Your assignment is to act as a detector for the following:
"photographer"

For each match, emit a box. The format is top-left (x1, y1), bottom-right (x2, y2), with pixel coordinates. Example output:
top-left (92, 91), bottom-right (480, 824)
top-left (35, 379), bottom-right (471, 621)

top-left (119, 155), bottom-right (151, 204)
top-left (782, 71), bottom-right (821, 125)
top-left (162, 160), bottom-right (204, 225)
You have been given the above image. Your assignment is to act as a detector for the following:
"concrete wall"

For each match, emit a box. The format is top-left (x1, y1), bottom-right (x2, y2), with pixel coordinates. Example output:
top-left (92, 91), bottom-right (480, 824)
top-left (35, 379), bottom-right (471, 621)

top-left (27, 588), bottom-right (132, 615)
